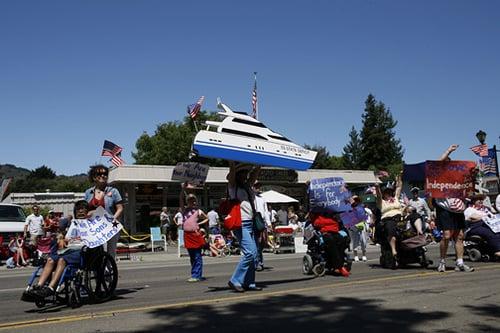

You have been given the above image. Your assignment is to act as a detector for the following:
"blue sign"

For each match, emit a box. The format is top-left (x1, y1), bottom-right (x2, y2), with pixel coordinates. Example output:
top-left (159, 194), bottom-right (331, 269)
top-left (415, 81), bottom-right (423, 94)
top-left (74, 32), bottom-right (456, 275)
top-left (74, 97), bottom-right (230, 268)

top-left (308, 177), bottom-right (352, 213)
top-left (340, 205), bottom-right (368, 228)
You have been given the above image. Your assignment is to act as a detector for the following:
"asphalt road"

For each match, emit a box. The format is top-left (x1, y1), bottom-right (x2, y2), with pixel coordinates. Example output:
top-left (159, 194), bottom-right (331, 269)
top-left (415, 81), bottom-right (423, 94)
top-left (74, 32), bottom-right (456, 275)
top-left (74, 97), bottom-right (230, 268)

top-left (0, 245), bottom-right (499, 333)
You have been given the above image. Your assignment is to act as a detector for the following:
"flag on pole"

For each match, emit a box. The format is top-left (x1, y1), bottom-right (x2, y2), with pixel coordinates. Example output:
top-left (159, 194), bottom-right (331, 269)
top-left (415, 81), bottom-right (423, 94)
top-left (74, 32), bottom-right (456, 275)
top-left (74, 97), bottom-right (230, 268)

top-left (0, 178), bottom-right (12, 201)
top-left (110, 154), bottom-right (125, 167)
top-left (187, 96), bottom-right (205, 119)
top-left (251, 72), bottom-right (258, 119)
top-left (102, 140), bottom-right (123, 157)
top-left (481, 148), bottom-right (497, 176)
top-left (470, 144), bottom-right (488, 157)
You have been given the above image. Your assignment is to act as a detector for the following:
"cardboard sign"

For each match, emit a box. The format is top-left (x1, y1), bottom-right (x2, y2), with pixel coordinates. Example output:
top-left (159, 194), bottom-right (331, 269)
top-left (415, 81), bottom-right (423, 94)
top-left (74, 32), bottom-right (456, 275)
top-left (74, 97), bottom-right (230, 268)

top-left (484, 214), bottom-right (500, 233)
top-left (425, 161), bottom-right (476, 199)
top-left (308, 177), bottom-right (352, 213)
top-left (172, 162), bottom-right (209, 186)
top-left (72, 207), bottom-right (123, 249)
top-left (340, 205), bottom-right (368, 228)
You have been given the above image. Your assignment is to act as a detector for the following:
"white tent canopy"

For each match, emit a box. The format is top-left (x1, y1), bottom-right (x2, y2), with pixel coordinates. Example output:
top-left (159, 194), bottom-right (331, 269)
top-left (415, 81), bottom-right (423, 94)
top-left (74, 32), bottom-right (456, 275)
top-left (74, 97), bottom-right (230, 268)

top-left (260, 190), bottom-right (299, 204)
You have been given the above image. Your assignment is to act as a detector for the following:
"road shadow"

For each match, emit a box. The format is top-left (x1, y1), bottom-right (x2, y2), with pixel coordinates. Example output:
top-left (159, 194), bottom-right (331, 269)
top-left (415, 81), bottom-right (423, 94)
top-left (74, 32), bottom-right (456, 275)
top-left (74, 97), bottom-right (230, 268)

top-left (462, 303), bottom-right (500, 332)
top-left (206, 277), bottom-right (315, 292)
top-left (135, 294), bottom-right (449, 333)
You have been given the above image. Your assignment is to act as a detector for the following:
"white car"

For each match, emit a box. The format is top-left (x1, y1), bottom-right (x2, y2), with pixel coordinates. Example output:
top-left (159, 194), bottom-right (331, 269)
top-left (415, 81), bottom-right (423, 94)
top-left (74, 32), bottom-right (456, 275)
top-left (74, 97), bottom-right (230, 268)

top-left (0, 203), bottom-right (26, 248)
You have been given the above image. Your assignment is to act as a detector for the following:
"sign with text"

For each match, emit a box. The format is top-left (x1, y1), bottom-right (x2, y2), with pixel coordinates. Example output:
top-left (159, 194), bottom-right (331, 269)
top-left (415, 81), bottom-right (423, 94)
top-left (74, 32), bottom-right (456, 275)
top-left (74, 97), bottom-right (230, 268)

top-left (73, 207), bottom-right (123, 249)
top-left (340, 205), bottom-right (368, 228)
top-left (484, 214), bottom-right (500, 233)
top-left (308, 177), bottom-right (352, 213)
top-left (425, 160), bottom-right (476, 199)
top-left (172, 162), bottom-right (209, 186)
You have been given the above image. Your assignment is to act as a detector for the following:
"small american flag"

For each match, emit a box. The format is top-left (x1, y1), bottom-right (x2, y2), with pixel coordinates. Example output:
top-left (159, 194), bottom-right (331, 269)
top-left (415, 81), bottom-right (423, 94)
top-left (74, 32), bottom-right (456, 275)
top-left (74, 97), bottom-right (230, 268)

top-left (481, 148), bottom-right (497, 176)
top-left (110, 154), bottom-right (125, 167)
top-left (187, 96), bottom-right (205, 119)
top-left (470, 144), bottom-right (488, 157)
top-left (251, 72), bottom-right (258, 119)
top-left (102, 140), bottom-right (123, 157)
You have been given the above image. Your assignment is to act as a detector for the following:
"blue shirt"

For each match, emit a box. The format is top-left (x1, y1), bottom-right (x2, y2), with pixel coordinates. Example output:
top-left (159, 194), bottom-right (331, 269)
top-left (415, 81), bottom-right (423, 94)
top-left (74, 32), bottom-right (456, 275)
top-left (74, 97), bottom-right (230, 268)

top-left (84, 186), bottom-right (123, 216)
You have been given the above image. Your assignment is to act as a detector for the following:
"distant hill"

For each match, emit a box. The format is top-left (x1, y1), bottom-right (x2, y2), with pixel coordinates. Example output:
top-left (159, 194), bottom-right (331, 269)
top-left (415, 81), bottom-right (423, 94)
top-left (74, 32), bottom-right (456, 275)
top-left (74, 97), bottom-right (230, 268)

top-left (0, 164), bottom-right (30, 179)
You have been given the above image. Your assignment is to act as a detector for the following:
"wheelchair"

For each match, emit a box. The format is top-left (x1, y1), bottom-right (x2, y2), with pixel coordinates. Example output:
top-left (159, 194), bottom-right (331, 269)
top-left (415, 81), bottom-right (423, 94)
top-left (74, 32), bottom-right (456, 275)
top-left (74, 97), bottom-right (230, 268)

top-left (22, 246), bottom-right (118, 308)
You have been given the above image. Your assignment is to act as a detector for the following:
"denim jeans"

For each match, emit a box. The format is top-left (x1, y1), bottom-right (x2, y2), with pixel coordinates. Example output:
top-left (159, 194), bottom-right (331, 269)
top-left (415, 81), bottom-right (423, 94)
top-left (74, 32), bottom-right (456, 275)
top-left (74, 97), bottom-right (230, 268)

top-left (187, 248), bottom-right (203, 279)
top-left (230, 220), bottom-right (258, 287)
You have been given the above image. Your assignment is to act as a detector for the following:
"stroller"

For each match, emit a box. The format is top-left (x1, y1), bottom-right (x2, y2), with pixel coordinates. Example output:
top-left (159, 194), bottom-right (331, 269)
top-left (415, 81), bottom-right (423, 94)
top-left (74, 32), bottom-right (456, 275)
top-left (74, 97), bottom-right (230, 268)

top-left (302, 223), bottom-right (352, 277)
top-left (376, 214), bottom-right (432, 269)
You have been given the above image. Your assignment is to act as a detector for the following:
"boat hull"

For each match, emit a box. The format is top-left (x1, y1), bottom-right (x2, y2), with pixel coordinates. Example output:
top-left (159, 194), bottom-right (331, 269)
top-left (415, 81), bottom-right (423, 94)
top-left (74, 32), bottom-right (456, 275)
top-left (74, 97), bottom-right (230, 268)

top-left (193, 131), bottom-right (316, 170)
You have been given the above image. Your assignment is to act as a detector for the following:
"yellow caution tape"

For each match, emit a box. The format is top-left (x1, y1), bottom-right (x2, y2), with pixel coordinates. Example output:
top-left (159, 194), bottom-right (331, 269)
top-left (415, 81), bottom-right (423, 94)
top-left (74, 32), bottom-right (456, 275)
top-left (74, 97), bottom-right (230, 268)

top-left (120, 227), bottom-right (151, 241)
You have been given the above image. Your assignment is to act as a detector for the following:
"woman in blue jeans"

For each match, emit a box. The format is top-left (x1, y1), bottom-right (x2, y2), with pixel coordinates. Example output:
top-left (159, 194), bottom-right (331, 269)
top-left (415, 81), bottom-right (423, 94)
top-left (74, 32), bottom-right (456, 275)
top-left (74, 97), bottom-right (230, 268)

top-left (227, 162), bottom-right (262, 293)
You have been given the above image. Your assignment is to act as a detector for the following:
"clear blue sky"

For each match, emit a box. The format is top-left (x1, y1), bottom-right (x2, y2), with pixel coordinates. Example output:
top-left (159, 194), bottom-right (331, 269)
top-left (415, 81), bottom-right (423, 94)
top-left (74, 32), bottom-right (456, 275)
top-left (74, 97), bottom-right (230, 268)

top-left (1, 1), bottom-right (499, 176)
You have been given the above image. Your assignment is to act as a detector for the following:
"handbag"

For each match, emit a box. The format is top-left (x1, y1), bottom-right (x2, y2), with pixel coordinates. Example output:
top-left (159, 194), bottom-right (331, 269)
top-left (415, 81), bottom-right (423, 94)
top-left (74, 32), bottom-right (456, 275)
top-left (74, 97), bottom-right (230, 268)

top-left (244, 187), bottom-right (266, 232)
top-left (224, 202), bottom-right (242, 230)
top-left (401, 234), bottom-right (428, 250)
top-left (183, 210), bottom-right (200, 232)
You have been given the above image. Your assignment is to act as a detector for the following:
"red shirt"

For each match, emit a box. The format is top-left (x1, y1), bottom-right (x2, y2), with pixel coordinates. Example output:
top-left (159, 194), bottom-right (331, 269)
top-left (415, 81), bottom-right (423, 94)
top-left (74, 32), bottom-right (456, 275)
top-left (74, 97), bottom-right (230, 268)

top-left (311, 213), bottom-right (340, 233)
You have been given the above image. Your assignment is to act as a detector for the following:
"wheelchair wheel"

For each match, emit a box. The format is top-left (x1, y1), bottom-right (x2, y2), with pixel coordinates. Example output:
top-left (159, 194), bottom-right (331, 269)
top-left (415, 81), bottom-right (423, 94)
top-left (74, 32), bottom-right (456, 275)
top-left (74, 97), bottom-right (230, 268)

top-left (35, 299), bottom-right (46, 308)
top-left (302, 255), bottom-right (314, 275)
top-left (312, 264), bottom-right (325, 277)
top-left (468, 248), bottom-right (482, 262)
top-left (85, 253), bottom-right (118, 303)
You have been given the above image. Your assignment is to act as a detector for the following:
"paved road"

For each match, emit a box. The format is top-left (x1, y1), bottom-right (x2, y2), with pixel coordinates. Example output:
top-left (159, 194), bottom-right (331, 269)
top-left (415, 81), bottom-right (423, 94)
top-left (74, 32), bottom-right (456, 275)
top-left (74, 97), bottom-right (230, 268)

top-left (0, 245), bottom-right (499, 332)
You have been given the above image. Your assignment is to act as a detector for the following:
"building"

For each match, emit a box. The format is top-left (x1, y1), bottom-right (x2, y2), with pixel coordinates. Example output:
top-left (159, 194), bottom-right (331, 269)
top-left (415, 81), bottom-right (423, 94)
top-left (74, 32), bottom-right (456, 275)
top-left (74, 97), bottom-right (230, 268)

top-left (2, 192), bottom-right (85, 216)
top-left (108, 165), bottom-right (379, 233)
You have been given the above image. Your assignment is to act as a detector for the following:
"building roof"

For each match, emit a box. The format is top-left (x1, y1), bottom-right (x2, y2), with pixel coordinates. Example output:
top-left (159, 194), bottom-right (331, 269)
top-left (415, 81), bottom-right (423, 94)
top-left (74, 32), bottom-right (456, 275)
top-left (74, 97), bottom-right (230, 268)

top-left (108, 165), bottom-right (380, 185)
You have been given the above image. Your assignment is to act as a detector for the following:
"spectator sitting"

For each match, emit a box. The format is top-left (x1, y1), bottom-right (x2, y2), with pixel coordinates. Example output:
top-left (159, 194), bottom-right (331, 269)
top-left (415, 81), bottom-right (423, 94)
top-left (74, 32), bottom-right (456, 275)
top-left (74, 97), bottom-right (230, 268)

top-left (9, 234), bottom-right (27, 267)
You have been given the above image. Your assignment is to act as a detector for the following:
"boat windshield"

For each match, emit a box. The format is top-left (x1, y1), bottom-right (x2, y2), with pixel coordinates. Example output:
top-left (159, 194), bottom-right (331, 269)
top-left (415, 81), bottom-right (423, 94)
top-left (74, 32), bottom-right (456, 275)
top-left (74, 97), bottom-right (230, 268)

top-left (221, 128), bottom-right (268, 140)
top-left (231, 118), bottom-right (267, 128)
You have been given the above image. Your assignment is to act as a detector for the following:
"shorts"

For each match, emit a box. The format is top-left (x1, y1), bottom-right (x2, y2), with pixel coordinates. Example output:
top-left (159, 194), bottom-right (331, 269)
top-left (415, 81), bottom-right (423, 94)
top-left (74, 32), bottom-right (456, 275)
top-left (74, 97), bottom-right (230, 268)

top-left (435, 205), bottom-right (465, 231)
top-left (61, 249), bottom-right (82, 266)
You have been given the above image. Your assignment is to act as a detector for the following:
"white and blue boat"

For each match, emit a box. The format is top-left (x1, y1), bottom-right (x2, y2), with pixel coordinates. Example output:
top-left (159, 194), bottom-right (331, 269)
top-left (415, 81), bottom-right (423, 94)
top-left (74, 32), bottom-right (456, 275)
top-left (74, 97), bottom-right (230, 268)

top-left (192, 100), bottom-right (317, 170)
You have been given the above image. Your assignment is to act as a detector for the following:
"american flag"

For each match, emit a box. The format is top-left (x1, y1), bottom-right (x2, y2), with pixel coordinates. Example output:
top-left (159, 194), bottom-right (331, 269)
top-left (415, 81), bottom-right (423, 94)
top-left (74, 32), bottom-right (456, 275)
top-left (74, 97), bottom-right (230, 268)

top-left (187, 96), bottom-right (205, 119)
top-left (102, 140), bottom-right (123, 157)
top-left (470, 144), bottom-right (488, 157)
top-left (251, 72), bottom-right (258, 119)
top-left (110, 154), bottom-right (125, 167)
top-left (481, 148), bottom-right (497, 176)
top-left (0, 178), bottom-right (12, 201)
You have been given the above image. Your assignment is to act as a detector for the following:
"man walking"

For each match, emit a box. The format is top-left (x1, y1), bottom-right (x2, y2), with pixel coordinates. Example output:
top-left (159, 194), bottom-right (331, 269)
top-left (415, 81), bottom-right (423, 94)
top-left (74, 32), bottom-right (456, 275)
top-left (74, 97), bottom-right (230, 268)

top-left (24, 204), bottom-right (44, 246)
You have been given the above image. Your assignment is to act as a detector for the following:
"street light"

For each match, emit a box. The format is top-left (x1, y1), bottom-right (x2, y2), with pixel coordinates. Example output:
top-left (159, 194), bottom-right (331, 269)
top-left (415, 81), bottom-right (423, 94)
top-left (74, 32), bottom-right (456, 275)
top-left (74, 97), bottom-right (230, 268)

top-left (476, 130), bottom-right (487, 145)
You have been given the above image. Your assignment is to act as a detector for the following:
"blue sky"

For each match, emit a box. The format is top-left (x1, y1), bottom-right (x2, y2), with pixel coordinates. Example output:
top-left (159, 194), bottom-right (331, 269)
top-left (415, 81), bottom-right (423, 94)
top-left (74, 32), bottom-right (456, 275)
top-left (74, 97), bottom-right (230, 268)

top-left (1, 1), bottom-right (499, 176)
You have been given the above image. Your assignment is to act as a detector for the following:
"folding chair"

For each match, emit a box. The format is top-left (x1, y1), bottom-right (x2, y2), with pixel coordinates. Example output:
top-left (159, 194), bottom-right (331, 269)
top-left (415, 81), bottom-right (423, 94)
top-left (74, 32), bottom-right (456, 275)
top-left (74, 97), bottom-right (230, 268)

top-left (150, 227), bottom-right (167, 253)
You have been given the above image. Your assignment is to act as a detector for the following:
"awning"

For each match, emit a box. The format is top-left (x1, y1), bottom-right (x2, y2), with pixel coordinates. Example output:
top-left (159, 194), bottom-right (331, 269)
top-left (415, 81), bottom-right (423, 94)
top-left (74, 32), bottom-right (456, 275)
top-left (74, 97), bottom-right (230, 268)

top-left (260, 190), bottom-right (299, 203)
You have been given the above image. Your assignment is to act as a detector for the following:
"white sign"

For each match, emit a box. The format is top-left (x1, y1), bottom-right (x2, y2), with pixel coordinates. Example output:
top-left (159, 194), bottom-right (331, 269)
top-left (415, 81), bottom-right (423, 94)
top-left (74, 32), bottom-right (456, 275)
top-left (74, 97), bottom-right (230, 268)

top-left (172, 162), bottom-right (209, 186)
top-left (484, 214), bottom-right (500, 233)
top-left (73, 207), bottom-right (123, 248)
top-left (294, 236), bottom-right (308, 253)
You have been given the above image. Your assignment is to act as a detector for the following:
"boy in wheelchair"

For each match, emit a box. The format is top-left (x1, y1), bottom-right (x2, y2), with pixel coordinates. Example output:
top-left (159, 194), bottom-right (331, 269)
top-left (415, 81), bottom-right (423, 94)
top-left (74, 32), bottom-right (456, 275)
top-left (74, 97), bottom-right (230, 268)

top-left (22, 200), bottom-right (88, 301)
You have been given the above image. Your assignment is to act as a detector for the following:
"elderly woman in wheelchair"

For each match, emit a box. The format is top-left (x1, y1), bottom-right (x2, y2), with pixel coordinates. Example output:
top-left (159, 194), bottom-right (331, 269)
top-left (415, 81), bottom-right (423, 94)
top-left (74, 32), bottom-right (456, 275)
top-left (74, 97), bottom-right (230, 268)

top-left (21, 200), bottom-right (118, 308)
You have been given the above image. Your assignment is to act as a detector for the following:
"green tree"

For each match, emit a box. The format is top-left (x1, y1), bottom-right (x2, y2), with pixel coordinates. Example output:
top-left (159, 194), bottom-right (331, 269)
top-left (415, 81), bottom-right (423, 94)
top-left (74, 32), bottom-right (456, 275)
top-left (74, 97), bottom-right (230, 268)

top-left (133, 111), bottom-right (228, 166)
top-left (358, 94), bottom-right (403, 173)
top-left (304, 144), bottom-right (345, 169)
top-left (28, 165), bottom-right (56, 179)
top-left (342, 126), bottom-right (362, 169)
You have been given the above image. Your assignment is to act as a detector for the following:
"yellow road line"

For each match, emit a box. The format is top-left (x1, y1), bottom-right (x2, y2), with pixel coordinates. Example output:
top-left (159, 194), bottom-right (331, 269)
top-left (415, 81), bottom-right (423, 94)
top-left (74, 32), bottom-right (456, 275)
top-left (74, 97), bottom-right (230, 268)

top-left (2, 263), bottom-right (500, 331)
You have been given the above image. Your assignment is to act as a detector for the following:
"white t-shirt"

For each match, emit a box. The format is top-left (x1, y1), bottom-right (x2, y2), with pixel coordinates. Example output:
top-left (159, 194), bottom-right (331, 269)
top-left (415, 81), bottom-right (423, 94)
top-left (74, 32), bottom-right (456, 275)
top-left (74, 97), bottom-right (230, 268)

top-left (271, 209), bottom-right (277, 223)
top-left (174, 212), bottom-right (184, 227)
top-left (25, 214), bottom-right (44, 236)
top-left (496, 194), bottom-right (500, 213)
top-left (207, 210), bottom-right (220, 227)
top-left (254, 193), bottom-right (271, 226)
top-left (228, 185), bottom-right (253, 221)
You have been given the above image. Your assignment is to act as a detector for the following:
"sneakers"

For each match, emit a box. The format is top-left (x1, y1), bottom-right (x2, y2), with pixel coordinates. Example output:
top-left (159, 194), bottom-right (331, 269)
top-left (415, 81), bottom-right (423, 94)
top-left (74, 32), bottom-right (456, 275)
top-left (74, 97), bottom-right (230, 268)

top-left (437, 262), bottom-right (446, 272)
top-left (228, 281), bottom-right (245, 293)
top-left (362, 256), bottom-right (367, 262)
top-left (339, 267), bottom-right (350, 277)
top-left (33, 286), bottom-right (54, 298)
top-left (187, 278), bottom-right (200, 282)
top-left (353, 256), bottom-right (359, 262)
top-left (455, 264), bottom-right (474, 272)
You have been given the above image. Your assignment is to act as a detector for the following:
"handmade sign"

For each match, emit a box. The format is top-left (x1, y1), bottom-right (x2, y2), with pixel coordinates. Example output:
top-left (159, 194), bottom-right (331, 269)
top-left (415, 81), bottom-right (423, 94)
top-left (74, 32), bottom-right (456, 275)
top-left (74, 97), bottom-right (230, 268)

top-left (425, 160), bottom-right (476, 199)
top-left (71, 207), bottom-right (123, 249)
top-left (308, 177), bottom-right (352, 213)
top-left (172, 162), bottom-right (209, 186)
top-left (484, 214), bottom-right (500, 233)
top-left (340, 205), bottom-right (368, 228)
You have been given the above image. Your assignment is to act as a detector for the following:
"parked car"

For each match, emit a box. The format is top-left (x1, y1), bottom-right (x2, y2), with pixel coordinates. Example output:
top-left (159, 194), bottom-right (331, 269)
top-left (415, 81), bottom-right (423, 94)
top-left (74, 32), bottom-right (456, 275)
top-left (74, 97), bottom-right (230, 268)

top-left (0, 203), bottom-right (26, 260)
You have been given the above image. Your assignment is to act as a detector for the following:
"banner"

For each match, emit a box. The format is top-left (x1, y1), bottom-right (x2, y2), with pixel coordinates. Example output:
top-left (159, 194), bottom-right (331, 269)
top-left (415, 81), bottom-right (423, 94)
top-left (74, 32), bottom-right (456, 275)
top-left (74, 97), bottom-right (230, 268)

top-left (425, 160), bottom-right (476, 199)
top-left (340, 205), bottom-right (368, 228)
top-left (484, 214), bottom-right (500, 233)
top-left (72, 207), bottom-right (123, 248)
top-left (172, 162), bottom-right (209, 186)
top-left (308, 177), bottom-right (352, 213)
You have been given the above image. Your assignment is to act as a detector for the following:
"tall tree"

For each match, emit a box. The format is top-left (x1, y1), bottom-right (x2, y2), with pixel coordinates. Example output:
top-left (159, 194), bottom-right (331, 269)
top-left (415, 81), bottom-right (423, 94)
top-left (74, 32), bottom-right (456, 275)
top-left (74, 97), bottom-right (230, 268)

top-left (342, 126), bottom-right (362, 169)
top-left (304, 144), bottom-right (345, 169)
top-left (358, 94), bottom-right (404, 172)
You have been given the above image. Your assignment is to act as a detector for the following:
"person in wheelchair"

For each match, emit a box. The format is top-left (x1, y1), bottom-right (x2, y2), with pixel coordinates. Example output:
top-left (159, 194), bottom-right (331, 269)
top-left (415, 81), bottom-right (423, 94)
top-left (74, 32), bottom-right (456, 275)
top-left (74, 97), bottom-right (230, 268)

top-left (464, 194), bottom-right (500, 260)
top-left (310, 212), bottom-right (350, 277)
top-left (26, 200), bottom-right (88, 299)
top-left (375, 173), bottom-right (403, 268)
